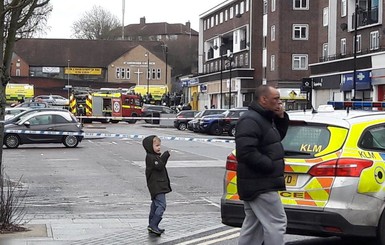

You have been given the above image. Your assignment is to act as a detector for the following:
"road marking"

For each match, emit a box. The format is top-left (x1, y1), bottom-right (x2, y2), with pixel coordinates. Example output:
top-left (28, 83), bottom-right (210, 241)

top-left (176, 228), bottom-right (240, 245)
top-left (201, 197), bottom-right (220, 208)
top-left (197, 232), bottom-right (240, 245)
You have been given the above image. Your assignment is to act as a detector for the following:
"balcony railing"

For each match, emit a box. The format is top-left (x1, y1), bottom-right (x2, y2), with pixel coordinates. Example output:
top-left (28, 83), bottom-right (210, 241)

top-left (352, 6), bottom-right (379, 28)
top-left (319, 45), bottom-right (385, 62)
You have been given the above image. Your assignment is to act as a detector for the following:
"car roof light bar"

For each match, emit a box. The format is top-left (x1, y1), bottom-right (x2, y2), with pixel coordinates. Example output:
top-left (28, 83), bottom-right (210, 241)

top-left (327, 101), bottom-right (385, 110)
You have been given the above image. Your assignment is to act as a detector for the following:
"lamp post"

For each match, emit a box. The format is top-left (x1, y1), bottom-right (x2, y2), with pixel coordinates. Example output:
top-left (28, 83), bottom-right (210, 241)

top-left (145, 52), bottom-right (150, 95)
top-left (226, 51), bottom-right (233, 109)
top-left (67, 59), bottom-right (70, 99)
top-left (219, 45), bottom-right (224, 109)
top-left (352, 0), bottom-right (359, 100)
top-left (162, 44), bottom-right (168, 85)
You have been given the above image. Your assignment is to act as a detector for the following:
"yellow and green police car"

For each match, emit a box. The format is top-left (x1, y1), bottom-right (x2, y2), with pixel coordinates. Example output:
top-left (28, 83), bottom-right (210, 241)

top-left (221, 102), bottom-right (385, 243)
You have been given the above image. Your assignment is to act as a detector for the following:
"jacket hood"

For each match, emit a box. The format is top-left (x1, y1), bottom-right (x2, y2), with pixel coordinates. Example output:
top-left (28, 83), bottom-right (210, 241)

top-left (142, 135), bottom-right (157, 154)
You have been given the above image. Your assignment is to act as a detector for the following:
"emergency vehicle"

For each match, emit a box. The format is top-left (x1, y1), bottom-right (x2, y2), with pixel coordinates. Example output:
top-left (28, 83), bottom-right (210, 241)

top-left (5, 83), bottom-right (34, 103)
top-left (221, 102), bottom-right (385, 244)
top-left (69, 88), bottom-right (142, 124)
top-left (128, 85), bottom-right (167, 104)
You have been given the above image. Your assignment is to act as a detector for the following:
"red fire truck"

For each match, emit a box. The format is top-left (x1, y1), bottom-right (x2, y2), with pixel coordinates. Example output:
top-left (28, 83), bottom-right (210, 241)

top-left (70, 88), bottom-right (142, 123)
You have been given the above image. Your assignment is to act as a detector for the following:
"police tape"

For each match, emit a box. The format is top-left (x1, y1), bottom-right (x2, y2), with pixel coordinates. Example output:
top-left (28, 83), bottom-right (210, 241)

top-left (75, 116), bottom-right (240, 120)
top-left (4, 129), bottom-right (235, 143)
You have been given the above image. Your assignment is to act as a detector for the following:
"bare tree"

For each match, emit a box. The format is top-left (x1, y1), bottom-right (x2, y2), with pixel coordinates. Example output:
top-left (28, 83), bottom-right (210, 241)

top-left (72, 5), bottom-right (120, 40)
top-left (0, 0), bottom-right (52, 230)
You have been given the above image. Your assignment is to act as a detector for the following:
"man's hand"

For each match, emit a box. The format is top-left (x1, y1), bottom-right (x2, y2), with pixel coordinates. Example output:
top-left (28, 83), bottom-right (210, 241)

top-left (274, 103), bottom-right (285, 118)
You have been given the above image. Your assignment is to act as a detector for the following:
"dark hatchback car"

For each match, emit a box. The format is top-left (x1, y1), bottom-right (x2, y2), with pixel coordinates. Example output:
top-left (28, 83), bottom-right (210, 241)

top-left (199, 108), bottom-right (247, 136)
top-left (141, 104), bottom-right (176, 124)
top-left (4, 110), bottom-right (83, 148)
top-left (173, 110), bottom-right (199, 130)
top-left (5, 108), bottom-right (68, 125)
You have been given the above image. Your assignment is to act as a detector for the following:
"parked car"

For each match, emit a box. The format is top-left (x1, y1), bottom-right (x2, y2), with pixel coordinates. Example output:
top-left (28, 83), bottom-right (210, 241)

top-left (4, 110), bottom-right (83, 148)
top-left (199, 108), bottom-right (248, 136)
top-left (4, 108), bottom-right (68, 125)
top-left (141, 104), bottom-right (176, 124)
top-left (4, 107), bottom-right (31, 121)
top-left (187, 111), bottom-right (203, 131)
top-left (15, 101), bottom-right (50, 109)
top-left (221, 104), bottom-right (385, 243)
top-left (33, 95), bottom-right (69, 106)
top-left (190, 109), bottom-right (227, 132)
top-left (173, 110), bottom-right (199, 130)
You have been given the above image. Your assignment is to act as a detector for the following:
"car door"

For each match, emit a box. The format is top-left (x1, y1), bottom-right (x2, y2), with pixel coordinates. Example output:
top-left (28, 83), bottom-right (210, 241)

top-left (23, 114), bottom-right (60, 143)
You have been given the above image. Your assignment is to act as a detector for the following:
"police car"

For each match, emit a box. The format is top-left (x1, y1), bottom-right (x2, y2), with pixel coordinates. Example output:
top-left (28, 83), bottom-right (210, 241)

top-left (221, 102), bottom-right (385, 244)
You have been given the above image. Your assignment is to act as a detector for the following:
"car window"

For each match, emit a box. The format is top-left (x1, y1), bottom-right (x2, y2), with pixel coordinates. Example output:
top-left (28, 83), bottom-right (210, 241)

top-left (52, 114), bottom-right (69, 123)
top-left (282, 124), bottom-right (331, 157)
top-left (360, 125), bottom-right (385, 151)
top-left (29, 115), bottom-right (52, 125)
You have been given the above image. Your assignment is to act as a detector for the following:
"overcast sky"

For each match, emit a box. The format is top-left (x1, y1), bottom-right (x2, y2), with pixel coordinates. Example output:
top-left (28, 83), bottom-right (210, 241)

top-left (43, 0), bottom-right (225, 39)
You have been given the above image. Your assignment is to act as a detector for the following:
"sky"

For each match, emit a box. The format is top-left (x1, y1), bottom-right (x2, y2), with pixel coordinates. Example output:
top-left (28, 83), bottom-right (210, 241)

top-left (43, 0), bottom-right (225, 39)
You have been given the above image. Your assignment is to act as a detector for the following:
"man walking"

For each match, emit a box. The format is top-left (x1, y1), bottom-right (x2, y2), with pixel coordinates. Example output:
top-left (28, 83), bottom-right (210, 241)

top-left (235, 85), bottom-right (289, 245)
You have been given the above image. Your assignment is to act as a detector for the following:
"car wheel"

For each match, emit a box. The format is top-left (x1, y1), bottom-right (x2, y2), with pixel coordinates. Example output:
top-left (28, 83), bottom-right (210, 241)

top-left (210, 124), bottom-right (223, 136)
top-left (145, 115), bottom-right (152, 123)
top-left (377, 209), bottom-right (385, 244)
top-left (178, 123), bottom-right (187, 130)
top-left (111, 120), bottom-right (119, 124)
top-left (127, 114), bottom-right (137, 124)
top-left (63, 135), bottom-right (79, 148)
top-left (229, 126), bottom-right (236, 137)
top-left (4, 134), bottom-right (20, 149)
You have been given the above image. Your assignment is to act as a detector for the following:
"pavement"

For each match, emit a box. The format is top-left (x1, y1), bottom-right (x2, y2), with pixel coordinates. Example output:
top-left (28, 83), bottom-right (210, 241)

top-left (0, 213), bottom-right (226, 245)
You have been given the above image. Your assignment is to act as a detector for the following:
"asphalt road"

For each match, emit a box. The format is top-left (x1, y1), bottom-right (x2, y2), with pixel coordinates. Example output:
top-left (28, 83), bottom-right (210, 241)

top-left (1, 121), bottom-right (379, 244)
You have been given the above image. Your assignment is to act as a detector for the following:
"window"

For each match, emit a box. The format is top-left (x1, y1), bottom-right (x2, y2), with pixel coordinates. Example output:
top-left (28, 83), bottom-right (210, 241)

top-left (215, 14), bottom-right (219, 26)
top-left (292, 54), bottom-right (308, 70)
top-left (115, 68), bottom-right (121, 79)
top-left (322, 43), bottom-right (328, 59)
top-left (293, 0), bottom-right (308, 10)
top-left (220, 12), bottom-right (224, 23)
top-left (147, 68), bottom-right (150, 80)
top-left (230, 7), bottom-right (234, 19)
top-left (270, 55), bottom-right (275, 71)
top-left (341, 0), bottom-right (347, 17)
top-left (246, 0), bottom-right (249, 12)
top-left (240, 1), bottom-right (245, 15)
top-left (293, 24), bottom-right (308, 40)
top-left (323, 7), bottom-right (329, 26)
top-left (263, 0), bottom-right (268, 14)
top-left (354, 35), bottom-right (362, 53)
top-left (370, 31), bottom-right (380, 50)
top-left (152, 69), bottom-right (156, 80)
top-left (211, 16), bottom-right (214, 27)
top-left (359, 126), bottom-right (385, 151)
top-left (225, 9), bottom-right (228, 21)
top-left (341, 38), bottom-right (347, 55)
top-left (126, 68), bottom-right (130, 79)
top-left (271, 25), bottom-right (276, 41)
top-left (271, 0), bottom-right (276, 12)
top-left (157, 69), bottom-right (161, 79)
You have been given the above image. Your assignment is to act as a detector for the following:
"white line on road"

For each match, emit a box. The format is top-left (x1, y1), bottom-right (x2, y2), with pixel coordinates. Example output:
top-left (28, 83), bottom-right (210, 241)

top-left (201, 197), bottom-right (220, 208)
top-left (197, 232), bottom-right (240, 245)
top-left (176, 228), bottom-right (240, 245)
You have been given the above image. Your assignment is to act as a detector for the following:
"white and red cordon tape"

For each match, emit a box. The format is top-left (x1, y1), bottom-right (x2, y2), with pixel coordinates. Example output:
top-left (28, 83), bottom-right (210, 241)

top-left (4, 129), bottom-right (235, 143)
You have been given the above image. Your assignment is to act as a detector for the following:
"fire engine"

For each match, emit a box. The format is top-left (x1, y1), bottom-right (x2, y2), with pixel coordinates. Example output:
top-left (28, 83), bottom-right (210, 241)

top-left (69, 88), bottom-right (142, 124)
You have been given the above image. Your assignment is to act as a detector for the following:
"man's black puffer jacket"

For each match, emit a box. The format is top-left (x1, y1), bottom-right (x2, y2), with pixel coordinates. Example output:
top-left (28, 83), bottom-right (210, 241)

top-left (235, 101), bottom-right (289, 201)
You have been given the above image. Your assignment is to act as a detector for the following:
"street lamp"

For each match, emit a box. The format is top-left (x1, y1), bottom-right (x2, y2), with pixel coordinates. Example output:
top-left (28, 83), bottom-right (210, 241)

top-left (145, 52), bottom-right (150, 95)
top-left (225, 51), bottom-right (233, 109)
top-left (352, 0), bottom-right (359, 100)
top-left (67, 59), bottom-right (70, 99)
top-left (162, 44), bottom-right (168, 85)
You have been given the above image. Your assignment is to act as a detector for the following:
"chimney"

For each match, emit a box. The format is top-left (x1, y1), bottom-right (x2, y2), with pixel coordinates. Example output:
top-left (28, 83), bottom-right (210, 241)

top-left (185, 21), bottom-right (191, 30)
top-left (140, 17), bottom-right (146, 25)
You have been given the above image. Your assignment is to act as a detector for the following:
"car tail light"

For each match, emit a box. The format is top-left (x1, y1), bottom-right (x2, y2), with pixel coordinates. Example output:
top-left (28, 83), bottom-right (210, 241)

top-left (226, 153), bottom-right (238, 171)
top-left (308, 158), bottom-right (373, 177)
top-left (177, 115), bottom-right (185, 119)
top-left (224, 118), bottom-right (232, 123)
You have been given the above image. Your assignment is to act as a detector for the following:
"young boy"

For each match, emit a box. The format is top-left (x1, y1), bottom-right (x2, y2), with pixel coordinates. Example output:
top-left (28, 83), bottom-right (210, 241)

top-left (142, 135), bottom-right (171, 235)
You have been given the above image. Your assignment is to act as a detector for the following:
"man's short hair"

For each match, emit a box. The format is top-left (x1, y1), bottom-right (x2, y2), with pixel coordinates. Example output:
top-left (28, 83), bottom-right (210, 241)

top-left (255, 85), bottom-right (272, 101)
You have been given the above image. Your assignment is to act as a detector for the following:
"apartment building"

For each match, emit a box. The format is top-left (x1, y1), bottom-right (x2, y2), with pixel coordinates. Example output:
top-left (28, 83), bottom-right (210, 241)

top-left (310, 0), bottom-right (385, 107)
top-left (194, 0), bottom-right (319, 110)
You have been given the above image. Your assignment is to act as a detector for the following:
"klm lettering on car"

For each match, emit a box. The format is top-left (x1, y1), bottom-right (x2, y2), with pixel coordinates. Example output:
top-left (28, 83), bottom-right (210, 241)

top-left (299, 144), bottom-right (323, 153)
top-left (357, 152), bottom-right (385, 194)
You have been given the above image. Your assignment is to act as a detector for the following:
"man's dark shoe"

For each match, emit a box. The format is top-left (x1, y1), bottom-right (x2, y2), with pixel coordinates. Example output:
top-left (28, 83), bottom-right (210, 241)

top-left (147, 226), bottom-right (162, 236)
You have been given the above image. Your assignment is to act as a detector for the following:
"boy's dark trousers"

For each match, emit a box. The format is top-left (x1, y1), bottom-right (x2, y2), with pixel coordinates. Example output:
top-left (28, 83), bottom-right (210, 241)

top-left (148, 193), bottom-right (166, 234)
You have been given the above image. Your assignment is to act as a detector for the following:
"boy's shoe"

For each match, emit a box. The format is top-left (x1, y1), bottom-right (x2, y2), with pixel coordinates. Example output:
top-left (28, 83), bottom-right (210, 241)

top-left (147, 226), bottom-right (162, 236)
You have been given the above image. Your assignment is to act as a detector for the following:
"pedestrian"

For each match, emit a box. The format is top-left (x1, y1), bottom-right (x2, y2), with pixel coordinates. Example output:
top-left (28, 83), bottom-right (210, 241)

top-left (235, 85), bottom-right (289, 245)
top-left (142, 135), bottom-right (171, 236)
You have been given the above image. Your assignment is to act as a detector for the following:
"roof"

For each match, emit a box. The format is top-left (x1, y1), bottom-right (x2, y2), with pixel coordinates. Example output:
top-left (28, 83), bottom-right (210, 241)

top-left (288, 109), bottom-right (385, 128)
top-left (122, 21), bottom-right (198, 36)
top-left (13, 39), bottom-right (166, 67)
